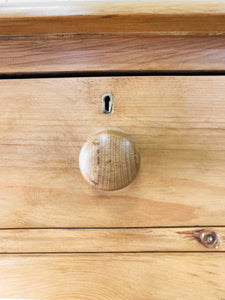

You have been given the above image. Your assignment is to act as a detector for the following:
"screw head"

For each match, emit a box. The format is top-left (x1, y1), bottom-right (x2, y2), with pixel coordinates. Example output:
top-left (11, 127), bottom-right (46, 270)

top-left (198, 230), bottom-right (222, 249)
top-left (204, 233), bottom-right (216, 245)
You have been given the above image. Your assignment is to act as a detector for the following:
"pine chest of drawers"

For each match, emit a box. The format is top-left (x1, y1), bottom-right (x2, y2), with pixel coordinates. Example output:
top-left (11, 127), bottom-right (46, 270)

top-left (1, 1), bottom-right (225, 299)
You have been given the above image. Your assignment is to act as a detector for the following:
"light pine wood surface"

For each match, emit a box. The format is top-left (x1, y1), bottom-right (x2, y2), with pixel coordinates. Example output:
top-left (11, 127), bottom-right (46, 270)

top-left (1, 2), bottom-right (225, 297)
top-left (0, 1), bottom-right (225, 35)
top-left (0, 35), bottom-right (225, 73)
top-left (0, 227), bottom-right (223, 253)
top-left (1, 0), bottom-right (225, 16)
top-left (0, 253), bottom-right (224, 299)
top-left (0, 76), bottom-right (225, 227)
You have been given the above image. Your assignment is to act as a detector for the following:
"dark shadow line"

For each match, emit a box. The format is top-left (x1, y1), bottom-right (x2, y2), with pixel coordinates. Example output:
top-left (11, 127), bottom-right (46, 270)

top-left (0, 70), bottom-right (225, 79)
top-left (0, 225), bottom-right (225, 230)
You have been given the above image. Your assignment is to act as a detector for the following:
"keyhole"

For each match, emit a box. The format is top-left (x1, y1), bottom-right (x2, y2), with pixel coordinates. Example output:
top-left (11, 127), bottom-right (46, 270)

top-left (102, 93), bottom-right (113, 114)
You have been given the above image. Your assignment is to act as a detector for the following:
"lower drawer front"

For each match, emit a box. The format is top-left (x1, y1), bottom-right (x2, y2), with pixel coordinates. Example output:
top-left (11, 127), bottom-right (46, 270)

top-left (1, 254), bottom-right (224, 300)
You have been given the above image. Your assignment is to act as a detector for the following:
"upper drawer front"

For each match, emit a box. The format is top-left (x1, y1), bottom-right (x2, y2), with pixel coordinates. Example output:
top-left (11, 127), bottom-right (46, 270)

top-left (1, 76), bottom-right (225, 228)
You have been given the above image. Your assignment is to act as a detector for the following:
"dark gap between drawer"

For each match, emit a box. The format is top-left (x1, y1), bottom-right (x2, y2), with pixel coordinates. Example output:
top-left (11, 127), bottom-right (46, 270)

top-left (0, 70), bottom-right (225, 79)
top-left (0, 225), bottom-right (225, 230)
top-left (0, 251), bottom-right (225, 254)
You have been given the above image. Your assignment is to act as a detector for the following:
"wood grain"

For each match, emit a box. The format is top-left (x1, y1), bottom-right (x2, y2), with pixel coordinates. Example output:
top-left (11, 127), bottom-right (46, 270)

top-left (0, 253), bottom-right (224, 299)
top-left (79, 130), bottom-right (140, 191)
top-left (0, 35), bottom-right (225, 73)
top-left (0, 228), bottom-right (224, 253)
top-left (2, 1), bottom-right (225, 17)
top-left (0, 1), bottom-right (225, 35)
top-left (1, 76), bottom-right (225, 227)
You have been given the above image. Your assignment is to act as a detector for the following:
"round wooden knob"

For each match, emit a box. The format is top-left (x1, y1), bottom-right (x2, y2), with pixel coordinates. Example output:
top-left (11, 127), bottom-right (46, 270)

top-left (79, 130), bottom-right (140, 191)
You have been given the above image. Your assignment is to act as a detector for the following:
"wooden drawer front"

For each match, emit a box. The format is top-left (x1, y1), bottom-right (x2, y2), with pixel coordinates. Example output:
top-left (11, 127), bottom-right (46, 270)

top-left (0, 253), bottom-right (224, 299)
top-left (1, 76), bottom-right (225, 227)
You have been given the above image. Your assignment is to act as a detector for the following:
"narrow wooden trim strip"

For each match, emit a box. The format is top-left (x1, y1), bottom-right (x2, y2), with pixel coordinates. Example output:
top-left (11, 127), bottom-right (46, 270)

top-left (1, 15), bottom-right (225, 36)
top-left (0, 35), bottom-right (225, 73)
top-left (0, 228), bottom-right (224, 253)
top-left (0, 1), bottom-right (225, 35)
top-left (2, 1), bottom-right (225, 17)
